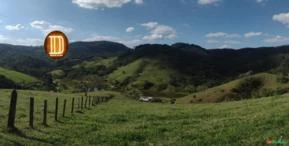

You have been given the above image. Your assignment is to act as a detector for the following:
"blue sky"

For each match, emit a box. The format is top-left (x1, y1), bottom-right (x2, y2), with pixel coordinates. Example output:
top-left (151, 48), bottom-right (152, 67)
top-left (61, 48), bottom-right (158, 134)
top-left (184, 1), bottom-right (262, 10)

top-left (0, 0), bottom-right (289, 49)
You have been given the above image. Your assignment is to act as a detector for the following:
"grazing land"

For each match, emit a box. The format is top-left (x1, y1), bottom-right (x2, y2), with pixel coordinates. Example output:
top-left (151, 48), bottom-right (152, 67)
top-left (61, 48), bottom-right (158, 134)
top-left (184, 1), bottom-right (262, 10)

top-left (0, 89), bottom-right (288, 145)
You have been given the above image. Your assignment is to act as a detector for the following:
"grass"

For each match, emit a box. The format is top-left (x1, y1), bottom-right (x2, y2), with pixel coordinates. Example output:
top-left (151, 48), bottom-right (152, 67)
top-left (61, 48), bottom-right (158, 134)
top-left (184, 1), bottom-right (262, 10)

top-left (132, 60), bottom-right (171, 86)
top-left (0, 67), bottom-right (38, 83)
top-left (181, 73), bottom-right (288, 103)
top-left (108, 58), bottom-right (182, 87)
top-left (108, 59), bottom-right (143, 82)
top-left (1, 89), bottom-right (289, 145)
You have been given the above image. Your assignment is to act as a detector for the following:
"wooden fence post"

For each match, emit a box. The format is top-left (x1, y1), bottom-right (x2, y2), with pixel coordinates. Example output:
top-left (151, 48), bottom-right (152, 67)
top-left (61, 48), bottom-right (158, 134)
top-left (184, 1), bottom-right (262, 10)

top-left (71, 98), bottom-right (74, 114)
top-left (85, 96), bottom-right (88, 108)
top-left (7, 89), bottom-right (17, 130)
top-left (92, 96), bottom-right (95, 106)
top-left (81, 96), bottom-right (83, 110)
top-left (77, 97), bottom-right (80, 109)
top-left (43, 100), bottom-right (47, 125)
top-left (88, 96), bottom-right (91, 108)
top-left (63, 99), bottom-right (66, 117)
top-left (29, 97), bottom-right (34, 128)
top-left (55, 97), bottom-right (58, 121)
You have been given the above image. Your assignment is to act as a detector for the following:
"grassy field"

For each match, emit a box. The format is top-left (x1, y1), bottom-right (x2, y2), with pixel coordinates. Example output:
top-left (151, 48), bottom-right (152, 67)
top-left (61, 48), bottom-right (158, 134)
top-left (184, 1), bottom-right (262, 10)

top-left (0, 67), bottom-right (38, 83)
top-left (108, 59), bottom-right (143, 82)
top-left (1, 89), bottom-right (289, 145)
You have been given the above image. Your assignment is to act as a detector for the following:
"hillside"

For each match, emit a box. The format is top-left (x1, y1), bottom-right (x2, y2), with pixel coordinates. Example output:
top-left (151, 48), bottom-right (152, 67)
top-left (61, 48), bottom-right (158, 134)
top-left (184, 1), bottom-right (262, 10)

top-left (2, 41), bottom-right (289, 99)
top-left (68, 41), bottom-right (130, 59)
top-left (0, 41), bottom-right (130, 77)
top-left (179, 73), bottom-right (289, 103)
top-left (44, 42), bottom-right (289, 98)
top-left (92, 43), bottom-right (289, 97)
top-left (106, 58), bottom-right (191, 97)
top-left (0, 66), bottom-right (38, 83)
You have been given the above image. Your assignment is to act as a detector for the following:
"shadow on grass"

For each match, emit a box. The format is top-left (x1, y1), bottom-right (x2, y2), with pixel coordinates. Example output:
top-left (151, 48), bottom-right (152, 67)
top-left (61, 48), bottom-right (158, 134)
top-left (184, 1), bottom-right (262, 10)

top-left (55, 120), bottom-right (65, 124)
top-left (34, 128), bottom-right (50, 135)
top-left (4, 138), bottom-right (24, 146)
top-left (76, 110), bottom-right (84, 114)
top-left (7, 127), bottom-right (55, 145)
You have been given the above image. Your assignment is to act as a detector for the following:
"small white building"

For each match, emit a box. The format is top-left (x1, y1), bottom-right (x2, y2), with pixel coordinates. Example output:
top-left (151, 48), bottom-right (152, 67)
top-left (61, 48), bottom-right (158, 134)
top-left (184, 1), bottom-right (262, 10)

top-left (139, 96), bottom-right (153, 102)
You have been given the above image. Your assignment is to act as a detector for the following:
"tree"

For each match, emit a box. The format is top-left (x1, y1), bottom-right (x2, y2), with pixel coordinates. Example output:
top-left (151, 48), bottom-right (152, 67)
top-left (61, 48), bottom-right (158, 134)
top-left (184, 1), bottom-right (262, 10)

top-left (42, 73), bottom-right (56, 91)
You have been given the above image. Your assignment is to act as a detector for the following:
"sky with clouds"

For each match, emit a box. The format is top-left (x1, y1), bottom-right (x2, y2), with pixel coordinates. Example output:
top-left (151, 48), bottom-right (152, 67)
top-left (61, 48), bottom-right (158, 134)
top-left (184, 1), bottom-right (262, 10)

top-left (0, 0), bottom-right (289, 49)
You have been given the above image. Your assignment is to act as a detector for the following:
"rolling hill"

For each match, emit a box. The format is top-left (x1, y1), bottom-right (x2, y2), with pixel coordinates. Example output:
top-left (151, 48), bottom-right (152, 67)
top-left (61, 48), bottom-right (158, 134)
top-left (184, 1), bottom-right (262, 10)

top-left (2, 41), bottom-right (289, 100)
top-left (45, 42), bottom-right (289, 98)
top-left (0, 66), bottom-right (38, 83)
top-left (179, 72), bottom-right (289, 103)
top-left (0, 41), bottom-right (130, 78)
top-left (89, 43), bottom-right (289, 97)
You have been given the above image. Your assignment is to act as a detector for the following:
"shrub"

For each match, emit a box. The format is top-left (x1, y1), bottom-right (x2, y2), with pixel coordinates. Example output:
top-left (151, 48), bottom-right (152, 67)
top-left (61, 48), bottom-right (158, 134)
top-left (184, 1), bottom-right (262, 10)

top-left (260, 88), bottom-right (275, 97)
top-left (221, 77), bottom-right (264, 101)
top-left (170, 98), bottom-right (176, 104)
top-left (231, 77), bottom-right (263, 100)
top-left (157, 83), bottom-right (168, 91)
top-left (277, 74), bottom-right (289, 83)
top-left (143, 80), bottom-right (154, 90)
top-left (0, 75), bottom-right (15, 88)
top-left (275, 87), bottom-right (289, 95)
top-left (151, 97), bottom-right (162, 103)
top-left (196, 85), bottom-right (208, 92)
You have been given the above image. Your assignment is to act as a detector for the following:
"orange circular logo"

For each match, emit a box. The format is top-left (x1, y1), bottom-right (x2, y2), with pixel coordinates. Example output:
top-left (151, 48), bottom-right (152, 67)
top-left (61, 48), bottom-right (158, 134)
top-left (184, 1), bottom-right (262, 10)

top-left (44, 31), bottom-right (69, 60)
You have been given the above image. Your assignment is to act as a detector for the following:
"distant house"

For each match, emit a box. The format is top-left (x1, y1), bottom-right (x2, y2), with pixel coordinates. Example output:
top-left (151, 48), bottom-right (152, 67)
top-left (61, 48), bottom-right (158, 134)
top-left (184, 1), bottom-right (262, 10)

top-left (139, 96), bottom-right (153, 102)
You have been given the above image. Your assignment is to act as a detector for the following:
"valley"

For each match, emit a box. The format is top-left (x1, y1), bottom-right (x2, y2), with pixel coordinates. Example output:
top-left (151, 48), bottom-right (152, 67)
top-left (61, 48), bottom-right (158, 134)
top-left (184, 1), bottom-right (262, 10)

top-left (0, 41), bottom-right (289, 145)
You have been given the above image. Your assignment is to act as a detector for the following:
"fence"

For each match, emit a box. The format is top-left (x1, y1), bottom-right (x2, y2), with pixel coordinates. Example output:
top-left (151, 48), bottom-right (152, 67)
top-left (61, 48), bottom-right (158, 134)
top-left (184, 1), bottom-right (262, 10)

top-left (6, 89), bottom-right (113, 131)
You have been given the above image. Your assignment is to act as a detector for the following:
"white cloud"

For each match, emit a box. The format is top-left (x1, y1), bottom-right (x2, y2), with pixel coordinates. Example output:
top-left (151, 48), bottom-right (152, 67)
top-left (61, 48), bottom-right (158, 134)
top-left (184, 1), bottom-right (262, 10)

top-left (273, 12), bottom-right (289, 27)
top-left (198, 0), bottom-right (220, 5)
top-left (83, 35), bottom-right (119, 42)
top-left (244, 32), bottom-right (262, 38)
top-left (0, 35), bottom-right (8, 43)
top-left (30, 20), bottom-right (73, 34)
top-left (126, 27), bottom-right (135, 32)
top-left (207, 40), bottom-right (219, 43)
top-left (72, 0), bottom-right (143, 9)
top-left (264, 35), bottom-right (289, 44)
top-left (14, 38), bottom-right (43, 46)
top-left (135, 0), bottom-right (143, 4)
top-left (141, 22), bottom-right (159, 29)
top-left (5, 24), bottom-right (24, 31)
top-left (141, 21), bottom-right (176, 41)
top-left (218, 44), bottom-right (231, 48)
top-left (224, 40), bottom-right (240, 44)
top-left (224, 33), bottom-right (241, 38)
top-left (206, 32), bottom-right (226, 37)
top-left (256, 0), bottom-right (264, 3)
top-left (0, 34), bottom-right (42, 46)
top-left (121, 39), bottom-right (142, 47)
top-left (206, 32), bottom-right (241, 38)
top-left (256, 0), bottom-right (269, 3)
